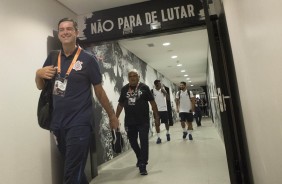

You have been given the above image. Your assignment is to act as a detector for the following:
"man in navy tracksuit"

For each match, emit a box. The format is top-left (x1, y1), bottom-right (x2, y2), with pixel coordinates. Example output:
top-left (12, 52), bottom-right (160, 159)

top-left (35, 18), bottom-right (118, 184)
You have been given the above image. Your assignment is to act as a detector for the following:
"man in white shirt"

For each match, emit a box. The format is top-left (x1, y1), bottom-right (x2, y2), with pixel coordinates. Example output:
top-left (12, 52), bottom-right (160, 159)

top-left (152, 80), bottom-right (171, 144)
top-left (175, 81), bottom-right (195, 140)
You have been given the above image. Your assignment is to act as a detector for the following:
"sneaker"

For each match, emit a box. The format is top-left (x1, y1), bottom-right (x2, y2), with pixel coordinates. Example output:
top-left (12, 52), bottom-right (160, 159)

top-left (139, 164), bottom-right (148, 175)
top-left (188, 134), bottom-right (193, 140)
top-left (156, 137), bottom-right (161, 144)
top-left (183, 132), bottom-right (188, 139)
top-left (166, 134), bottom-right (171, 141)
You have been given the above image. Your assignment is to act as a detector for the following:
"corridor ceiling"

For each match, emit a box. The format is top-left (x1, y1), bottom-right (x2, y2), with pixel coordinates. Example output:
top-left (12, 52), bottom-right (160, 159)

top-left (57, 0), bottom-right (209, 87)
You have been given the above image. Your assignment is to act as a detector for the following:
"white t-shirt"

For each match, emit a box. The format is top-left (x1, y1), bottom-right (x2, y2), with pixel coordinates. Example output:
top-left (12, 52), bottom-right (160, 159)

top-left (152, 88), bottom-right (167, 111)
top-left (176, 90), bottom-right (194, 113)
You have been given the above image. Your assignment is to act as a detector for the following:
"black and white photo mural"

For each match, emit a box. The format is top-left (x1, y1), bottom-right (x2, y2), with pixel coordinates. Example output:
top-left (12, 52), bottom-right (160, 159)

top-left (83, 42), bottom-right (177, 165)
top-left (206, 47), bottom-right (223, 141)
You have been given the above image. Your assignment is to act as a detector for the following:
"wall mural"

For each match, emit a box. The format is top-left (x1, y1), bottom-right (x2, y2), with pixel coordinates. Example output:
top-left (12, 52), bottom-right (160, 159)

top-left (83, 42), bottom-right (177, 165)
top-left (207, 47), bottom-right (223, 141)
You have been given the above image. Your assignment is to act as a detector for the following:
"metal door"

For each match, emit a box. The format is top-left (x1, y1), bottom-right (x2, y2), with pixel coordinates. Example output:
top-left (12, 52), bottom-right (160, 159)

top-left (202, 0), bottom-right (253, 183)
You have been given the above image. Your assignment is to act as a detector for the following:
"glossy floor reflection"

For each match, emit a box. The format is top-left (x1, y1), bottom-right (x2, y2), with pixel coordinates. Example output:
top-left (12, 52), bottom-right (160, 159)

top-left (90, 118), bottom-right (230, 184)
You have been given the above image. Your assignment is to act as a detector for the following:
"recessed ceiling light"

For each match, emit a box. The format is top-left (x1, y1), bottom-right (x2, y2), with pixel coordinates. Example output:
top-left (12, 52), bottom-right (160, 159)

top-left (177, 64), bottom-right (182, 67)
top-left (190, 85), bottom-right (194, 86)
top-left (184, 74), bottom-right (188, 77)
top-left (181, 70), bottom-right (186, 72)
top-left (171, 55), bottom-right (178, 59)
top-left (188, 81), bottom-right (192, 82)
top-left (186, 78), bottom-right (190, 80)
top-left (163, 42), bottom-right (170, 46)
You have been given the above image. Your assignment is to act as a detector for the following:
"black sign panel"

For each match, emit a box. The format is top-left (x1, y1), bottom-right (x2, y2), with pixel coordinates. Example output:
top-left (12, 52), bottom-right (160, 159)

top-left (80, 0), bottom-right (204, 43)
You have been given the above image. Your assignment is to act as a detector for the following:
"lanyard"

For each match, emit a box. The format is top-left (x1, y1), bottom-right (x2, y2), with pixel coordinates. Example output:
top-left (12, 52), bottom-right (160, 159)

top-left (57, 46), bottom-right (82, 78)
top-left (128, 82), bottom-right (140, 94)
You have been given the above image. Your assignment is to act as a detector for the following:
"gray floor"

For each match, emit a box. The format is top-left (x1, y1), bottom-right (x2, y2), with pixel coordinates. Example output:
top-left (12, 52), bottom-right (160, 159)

top-left (90, 118), bottom-right (230, 184)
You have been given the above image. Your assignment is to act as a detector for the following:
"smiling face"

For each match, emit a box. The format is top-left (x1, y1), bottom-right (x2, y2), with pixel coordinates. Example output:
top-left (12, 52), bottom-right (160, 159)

top-left (58, 20), bottom-right (78, 46)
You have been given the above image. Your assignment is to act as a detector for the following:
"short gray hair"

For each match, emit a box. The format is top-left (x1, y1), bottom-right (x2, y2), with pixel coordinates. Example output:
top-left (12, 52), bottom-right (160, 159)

top-left (128, 68), bottom-right (139, 76)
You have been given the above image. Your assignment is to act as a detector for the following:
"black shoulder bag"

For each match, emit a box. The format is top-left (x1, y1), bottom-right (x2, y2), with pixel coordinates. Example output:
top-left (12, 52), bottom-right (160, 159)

top-left (37, 51), bottom-right (59, 130)
top-left (111, 129), bottom-right (124, 154)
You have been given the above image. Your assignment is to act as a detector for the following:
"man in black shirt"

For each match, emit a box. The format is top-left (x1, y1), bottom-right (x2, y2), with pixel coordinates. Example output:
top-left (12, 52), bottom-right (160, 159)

top-left (116, 69), bottom-right (159, 175)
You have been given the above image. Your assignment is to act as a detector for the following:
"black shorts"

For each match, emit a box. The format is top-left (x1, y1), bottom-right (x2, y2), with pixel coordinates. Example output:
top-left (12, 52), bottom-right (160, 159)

top-left (179, 112), bottom-right (194, 122)
top-left (159, 111), bottom-right (169, 124)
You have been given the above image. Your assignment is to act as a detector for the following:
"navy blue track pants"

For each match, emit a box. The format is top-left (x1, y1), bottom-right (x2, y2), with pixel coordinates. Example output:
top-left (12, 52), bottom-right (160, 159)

top-left (53, 126), bottom-right (91, 184)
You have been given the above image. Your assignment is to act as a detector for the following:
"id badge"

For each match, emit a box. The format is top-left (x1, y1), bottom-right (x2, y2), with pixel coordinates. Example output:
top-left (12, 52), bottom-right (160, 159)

top-left (53, 77), bottom-right (68, 97)
top-left (128, 97), bottom-right (136, 106)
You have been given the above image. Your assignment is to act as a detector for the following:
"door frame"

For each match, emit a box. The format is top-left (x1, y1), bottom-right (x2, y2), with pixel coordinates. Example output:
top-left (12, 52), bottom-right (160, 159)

top-left (202, 0), bottom-right (253, 183)
top-left (78, 0), bottom-right (253, 182)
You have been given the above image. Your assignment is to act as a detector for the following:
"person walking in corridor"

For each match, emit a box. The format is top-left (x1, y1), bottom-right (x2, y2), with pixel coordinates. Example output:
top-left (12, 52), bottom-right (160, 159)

top-left (175, 81), bottom-right (195, 140)
top-left (35, 18), bottom-right (119, 184)
top-left (151, 80), bottom-right (171, 144)
top-left (116, 69), bottom-right (160, 175)
top-left (194, 98), bottom-right (202, 126)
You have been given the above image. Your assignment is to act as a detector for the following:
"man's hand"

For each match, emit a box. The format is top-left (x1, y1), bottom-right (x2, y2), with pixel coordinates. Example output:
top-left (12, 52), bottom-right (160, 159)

top-left (109, 114), bottom-right (119, 130)
top-left (36, 65), bottom-right (56, 80)
top-left (35, 65), bottom-right (57, 90)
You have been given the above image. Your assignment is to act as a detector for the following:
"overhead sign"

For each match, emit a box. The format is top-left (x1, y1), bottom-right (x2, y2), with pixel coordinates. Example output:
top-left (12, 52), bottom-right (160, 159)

top-left (79, 0), bottom-right (205, 43)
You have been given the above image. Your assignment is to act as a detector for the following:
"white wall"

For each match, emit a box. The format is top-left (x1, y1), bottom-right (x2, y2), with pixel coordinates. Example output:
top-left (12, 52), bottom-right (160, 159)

top-left (0, 1), bottom-right (75, 183)
top-left (222, 0), bottom-right (282, 183)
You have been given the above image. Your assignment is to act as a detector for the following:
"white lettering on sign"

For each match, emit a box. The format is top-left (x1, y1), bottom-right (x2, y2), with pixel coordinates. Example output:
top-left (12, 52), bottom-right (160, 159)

top-left (161, 5), bottom-right (195, 22)
top-left (118, 14), bottom-right (142, 30)
top-left (145, 11), bottom-right (158, 24)
top-left (91, 19), bottom-right (114, 34)
top-left (88, 4), bottom-right (197, 35)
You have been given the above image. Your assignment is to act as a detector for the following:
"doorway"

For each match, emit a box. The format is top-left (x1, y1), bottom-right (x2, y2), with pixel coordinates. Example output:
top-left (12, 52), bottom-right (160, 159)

top-left (81, 26), bottom-right (232, 182)
top-left (78, 0), bottom-right (252, 183)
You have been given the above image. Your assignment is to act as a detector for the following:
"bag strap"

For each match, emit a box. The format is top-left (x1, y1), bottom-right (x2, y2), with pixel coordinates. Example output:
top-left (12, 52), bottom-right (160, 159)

top-left (49, 50), bottom-right (59, 84)
top-left (112, 129), bottom-right (117, 144)
top-left (178, 90), bottom-right (191, 99)
top-left (187, 90), bottom-right (190, 98)
top-left (112, 128), bottom-right (121, 144)
top-left (50, 50), bottom-right (59, 66)
top-left (41, 50), bottom-right (59, 91)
